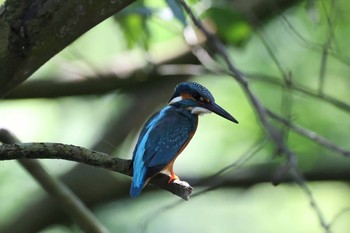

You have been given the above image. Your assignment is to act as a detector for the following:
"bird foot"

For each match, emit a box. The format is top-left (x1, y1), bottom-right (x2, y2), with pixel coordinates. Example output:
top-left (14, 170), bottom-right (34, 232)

top-left (168, 174), bottom-right (179, 183)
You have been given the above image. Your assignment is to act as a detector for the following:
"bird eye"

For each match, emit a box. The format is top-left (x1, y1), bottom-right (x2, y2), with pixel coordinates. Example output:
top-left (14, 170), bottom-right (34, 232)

top-left (192, 92), bottom-right (200, 100)
top-left (192, 92), bottom-right (209, 103)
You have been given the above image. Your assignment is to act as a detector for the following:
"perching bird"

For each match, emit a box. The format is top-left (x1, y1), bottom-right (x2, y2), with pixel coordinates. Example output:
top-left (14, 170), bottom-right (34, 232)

top-left (130, 82), bottom-right (238, 197)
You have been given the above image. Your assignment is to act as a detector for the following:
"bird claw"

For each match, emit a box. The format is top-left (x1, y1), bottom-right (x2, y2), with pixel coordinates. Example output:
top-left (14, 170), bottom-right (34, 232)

top-left (168, 174), bottom-right (179, 183)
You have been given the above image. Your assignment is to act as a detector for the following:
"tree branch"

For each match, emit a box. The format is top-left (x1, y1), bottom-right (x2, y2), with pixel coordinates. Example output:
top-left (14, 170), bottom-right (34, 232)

top-left (0, 129), bottom-right (110, 233)
top-left (0, 0), bottom-right (135, 98)
top-left (0, 140), bottom-right (193, 200)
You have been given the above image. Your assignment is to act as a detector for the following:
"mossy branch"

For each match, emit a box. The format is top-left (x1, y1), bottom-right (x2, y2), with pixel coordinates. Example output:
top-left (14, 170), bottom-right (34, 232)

top-left (0, 142), bottom-right (193, 200)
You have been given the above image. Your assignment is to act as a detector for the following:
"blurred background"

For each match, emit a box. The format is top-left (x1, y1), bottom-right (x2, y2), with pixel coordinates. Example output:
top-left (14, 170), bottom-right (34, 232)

top-left (1, 0), bottom-right (350, 232)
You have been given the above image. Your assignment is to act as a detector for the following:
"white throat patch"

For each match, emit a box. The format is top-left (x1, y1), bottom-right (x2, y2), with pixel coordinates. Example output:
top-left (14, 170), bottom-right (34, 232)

top-left (188, 107), bottom-right (212, 115)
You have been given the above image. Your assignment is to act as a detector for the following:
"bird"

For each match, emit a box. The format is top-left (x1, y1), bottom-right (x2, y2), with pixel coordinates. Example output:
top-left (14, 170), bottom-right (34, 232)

top-left (130, 82), bottom-right (238, 197)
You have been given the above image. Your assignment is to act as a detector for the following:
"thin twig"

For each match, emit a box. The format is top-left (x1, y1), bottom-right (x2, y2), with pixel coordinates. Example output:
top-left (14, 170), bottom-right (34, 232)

top-left (280, 72), bottom-right (294, 145)
top-left (193, 137), bottom-right (266, 187)
top-left (279, 14), bottom-right (350, 66)
top-left (318, 37), bottom-right (331, 94)
top-left (255, 29), bottom-right (290, 83)
top-left (318, 0), bottom-right (337, 95)
top-left (191, 137), bottom-right (266, 197)
top-left (329, 207), bottom-right (350, 230)
top-left (267, 111), bottom-right (350, 157)
top-left (246, 73), bottom-right (350, 113)
top-left (292, 168), bottom-right (331, 233)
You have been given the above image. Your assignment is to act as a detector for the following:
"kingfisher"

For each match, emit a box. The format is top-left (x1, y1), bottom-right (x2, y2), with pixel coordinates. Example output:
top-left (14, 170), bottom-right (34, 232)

top-left (130, 82), bottom-right (238, 197)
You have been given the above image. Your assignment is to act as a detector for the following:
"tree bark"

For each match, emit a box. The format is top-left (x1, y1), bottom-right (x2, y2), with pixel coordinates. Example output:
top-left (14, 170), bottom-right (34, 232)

top-left (0, 0), bottom-right (135, 98)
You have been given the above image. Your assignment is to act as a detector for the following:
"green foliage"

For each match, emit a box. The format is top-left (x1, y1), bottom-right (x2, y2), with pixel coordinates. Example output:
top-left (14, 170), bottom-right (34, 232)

top-left (114, 1), bottom-right (152, 49)
top-left (165, 0), bottom-right (187, 26)
top-left (202, 7), bottom-right (252, 45)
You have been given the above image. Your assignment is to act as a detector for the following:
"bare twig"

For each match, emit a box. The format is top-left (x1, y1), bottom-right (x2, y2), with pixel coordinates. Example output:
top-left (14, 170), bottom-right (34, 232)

top-left (251, 14), bottom-right (295, 147)
top-left (246, 73), bottom-right (350, 113)
top-left (318, 36), bottom-right (331, 94)
top-left (279, 14), bottom-right (350, 66)
top-left (193, 137), bottom-right (266, 187)
top-left (291, 169), bottom-right (331, 233)
top-left (0, 129), bottom-right (110, 233)
top-left (267, 111), bottom-right (350, 157)
top-left (255, 29), bottom-right (290, 83)
top-left (191, 138), bottom-right (266, 197)
top-left (329, 207), bottom-right (350, 230)
top-left (318, 0), bottom-right (337, 94)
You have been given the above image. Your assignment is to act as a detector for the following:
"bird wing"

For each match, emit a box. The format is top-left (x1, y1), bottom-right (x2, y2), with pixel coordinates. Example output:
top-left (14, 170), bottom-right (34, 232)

top-left (131, 107), bottom-right (196, 197)
top-left (143, 109), bottom-right (195, 177)
top-left (133, 107), bottom-right (196, 177)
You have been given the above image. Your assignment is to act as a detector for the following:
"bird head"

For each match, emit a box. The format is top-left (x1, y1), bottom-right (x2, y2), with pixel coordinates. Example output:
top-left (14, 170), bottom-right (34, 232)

top-left (168, 82), bottom-right (238, 123)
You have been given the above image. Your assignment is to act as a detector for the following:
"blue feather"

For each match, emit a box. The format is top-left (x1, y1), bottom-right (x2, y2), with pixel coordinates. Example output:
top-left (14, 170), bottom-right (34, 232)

top-left (130, 105), bottom-right (197, 197)
top-left (130, 106), bottom-right (172, 197)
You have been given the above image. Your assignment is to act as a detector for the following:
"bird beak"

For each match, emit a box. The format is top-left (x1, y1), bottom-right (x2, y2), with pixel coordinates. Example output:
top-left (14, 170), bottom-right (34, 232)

top-left (203, 102), bottom-right (238, 124)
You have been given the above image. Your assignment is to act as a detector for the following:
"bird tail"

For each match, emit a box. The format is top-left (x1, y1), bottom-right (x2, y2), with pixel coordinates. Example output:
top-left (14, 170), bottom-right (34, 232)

top-left (130, 182), bottom-right (144, 198)
top-left (130, 171), bottom-right (147, 198)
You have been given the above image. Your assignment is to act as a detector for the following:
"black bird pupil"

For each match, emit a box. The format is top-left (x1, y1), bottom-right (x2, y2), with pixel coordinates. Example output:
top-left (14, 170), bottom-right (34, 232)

top-left (194, 93), bottom-right (200, 100)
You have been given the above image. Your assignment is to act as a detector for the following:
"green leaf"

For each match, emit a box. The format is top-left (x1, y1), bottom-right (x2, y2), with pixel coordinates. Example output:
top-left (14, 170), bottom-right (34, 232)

top-left (165, 0), bottom-right (187, 26)
top-left (114, 2), bottom-right (152, 49)
top-left (202, 7), bottom-right (252, 46)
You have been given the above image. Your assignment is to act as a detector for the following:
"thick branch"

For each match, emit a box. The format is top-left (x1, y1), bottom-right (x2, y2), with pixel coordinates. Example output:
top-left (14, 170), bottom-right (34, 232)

top-left (0, 0), bottom-right (134, 98)
top-left (5, 39), bottom-right (198, 99)
top-left (0, 142), bottom-right (193, 200)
